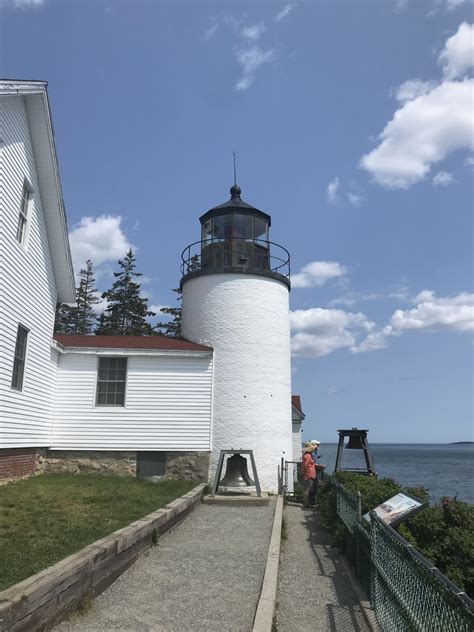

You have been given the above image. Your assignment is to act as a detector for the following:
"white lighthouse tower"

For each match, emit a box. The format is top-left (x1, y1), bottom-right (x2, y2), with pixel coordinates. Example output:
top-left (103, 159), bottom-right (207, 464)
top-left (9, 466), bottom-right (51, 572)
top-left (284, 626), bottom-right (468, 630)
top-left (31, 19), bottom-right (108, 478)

top-left (181, 184), bottom-right (293, 492)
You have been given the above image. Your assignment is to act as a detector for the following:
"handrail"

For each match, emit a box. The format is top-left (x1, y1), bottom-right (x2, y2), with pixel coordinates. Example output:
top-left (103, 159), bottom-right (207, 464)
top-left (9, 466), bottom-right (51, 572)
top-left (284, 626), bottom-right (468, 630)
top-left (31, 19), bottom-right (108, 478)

top-left (180, 238), bottom-right (291, 280)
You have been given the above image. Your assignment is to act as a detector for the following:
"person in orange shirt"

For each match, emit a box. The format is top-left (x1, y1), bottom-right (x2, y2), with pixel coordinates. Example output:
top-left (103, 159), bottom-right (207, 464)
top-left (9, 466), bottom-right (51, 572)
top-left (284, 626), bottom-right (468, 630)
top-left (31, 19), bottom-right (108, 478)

top-left (301, 442), bottom-right (317, 508)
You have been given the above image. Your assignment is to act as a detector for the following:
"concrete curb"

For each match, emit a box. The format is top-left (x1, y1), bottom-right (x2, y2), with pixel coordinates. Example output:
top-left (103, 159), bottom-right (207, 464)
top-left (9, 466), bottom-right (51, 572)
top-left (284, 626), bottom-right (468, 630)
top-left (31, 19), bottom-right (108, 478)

top-left (339, 555), bottom-right (380, 632)
top-left (252, 495), bottom-right (283, 632)
top-left (0, 483), bottom-right (206, 632)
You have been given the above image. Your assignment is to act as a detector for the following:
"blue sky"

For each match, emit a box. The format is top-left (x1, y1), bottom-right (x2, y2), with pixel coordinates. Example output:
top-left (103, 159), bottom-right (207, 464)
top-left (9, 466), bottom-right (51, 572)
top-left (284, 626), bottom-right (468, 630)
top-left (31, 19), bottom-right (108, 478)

top-left (1, 0), bottom-right (473, 443)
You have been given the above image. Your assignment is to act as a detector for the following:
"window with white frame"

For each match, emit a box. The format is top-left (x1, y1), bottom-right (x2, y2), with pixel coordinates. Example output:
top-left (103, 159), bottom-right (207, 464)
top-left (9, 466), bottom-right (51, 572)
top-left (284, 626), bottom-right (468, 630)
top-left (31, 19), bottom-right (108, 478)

top-left (11, 325), bottom-right (29, 391)
top-left (96, 357), bottom-right (127, 406)
top-left (16, 182), bottom-right (32, 246)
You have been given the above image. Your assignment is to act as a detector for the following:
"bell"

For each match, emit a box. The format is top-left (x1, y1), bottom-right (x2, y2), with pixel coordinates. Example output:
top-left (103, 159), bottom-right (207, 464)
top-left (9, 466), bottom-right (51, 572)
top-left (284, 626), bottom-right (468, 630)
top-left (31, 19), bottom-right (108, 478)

top-left (220, 454), bottom-right (255, 487)
top-left (346, 435), bottom-right (365, 449)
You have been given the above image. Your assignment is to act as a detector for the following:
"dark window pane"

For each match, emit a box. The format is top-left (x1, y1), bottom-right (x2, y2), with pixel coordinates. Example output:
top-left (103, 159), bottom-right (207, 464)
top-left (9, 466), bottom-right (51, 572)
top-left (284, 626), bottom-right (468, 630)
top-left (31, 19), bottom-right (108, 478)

top-left (96, 357), bottom-right (127, 406)
top-left (11, 325), bottom-right (28, 391)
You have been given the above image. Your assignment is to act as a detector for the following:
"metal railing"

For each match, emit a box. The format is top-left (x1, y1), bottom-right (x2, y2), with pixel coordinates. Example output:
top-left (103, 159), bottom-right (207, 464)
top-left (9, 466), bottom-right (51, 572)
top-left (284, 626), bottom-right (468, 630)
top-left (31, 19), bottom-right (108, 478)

top-left (281, 459), bottom-right (326, 502)
top-left (180, 238), bottom-right (291, 280)
top-left (331, 481), bottom-right (474, 631)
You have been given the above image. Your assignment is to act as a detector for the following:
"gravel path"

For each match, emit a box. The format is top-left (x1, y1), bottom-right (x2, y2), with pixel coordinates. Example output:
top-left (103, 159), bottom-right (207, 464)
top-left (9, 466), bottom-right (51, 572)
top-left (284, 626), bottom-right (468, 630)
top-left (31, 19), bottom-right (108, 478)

top-left (276, 505), bottom-right (372, 632)
top-left (56, 500), bottom-right (275, 632)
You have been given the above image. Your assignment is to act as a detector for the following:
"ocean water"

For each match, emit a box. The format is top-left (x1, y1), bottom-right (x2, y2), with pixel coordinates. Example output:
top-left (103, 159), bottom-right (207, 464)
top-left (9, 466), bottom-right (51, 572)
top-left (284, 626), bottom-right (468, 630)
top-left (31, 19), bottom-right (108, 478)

top-left (313, 443), bottom-right (474, 504)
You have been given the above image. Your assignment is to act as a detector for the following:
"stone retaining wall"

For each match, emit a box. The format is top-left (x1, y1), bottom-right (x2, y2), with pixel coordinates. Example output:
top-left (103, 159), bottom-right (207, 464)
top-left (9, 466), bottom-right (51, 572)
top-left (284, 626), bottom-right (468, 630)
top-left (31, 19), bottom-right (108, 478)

top-left (36, 450), bottom-right (137, 477)
top-left (36, 450), bottom-right (211, 481)
top-left (0, 483), bottom-right (206, 632)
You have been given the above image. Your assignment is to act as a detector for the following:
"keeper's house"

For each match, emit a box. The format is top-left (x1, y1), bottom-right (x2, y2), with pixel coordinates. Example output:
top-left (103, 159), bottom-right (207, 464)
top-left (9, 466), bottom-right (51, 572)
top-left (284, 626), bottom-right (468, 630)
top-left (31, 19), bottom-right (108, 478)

top-left (0, 80), bottom-right (304, 491)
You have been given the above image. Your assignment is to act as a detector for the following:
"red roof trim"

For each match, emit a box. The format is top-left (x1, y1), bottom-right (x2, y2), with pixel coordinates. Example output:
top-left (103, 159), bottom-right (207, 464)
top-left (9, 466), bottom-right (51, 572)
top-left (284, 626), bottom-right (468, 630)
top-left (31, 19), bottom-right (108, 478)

top-left (291, 395), bottom-right (303, 414)
top-left (53, 334), bottom-right (212, 352)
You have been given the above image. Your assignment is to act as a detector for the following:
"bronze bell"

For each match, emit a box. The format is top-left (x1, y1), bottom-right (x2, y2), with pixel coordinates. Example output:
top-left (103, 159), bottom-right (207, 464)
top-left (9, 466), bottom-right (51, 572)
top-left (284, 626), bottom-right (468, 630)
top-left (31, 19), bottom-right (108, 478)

top-left (220, 454), bottom-right (255, 487)
top-left (346, 435), bottom-right (365, 449)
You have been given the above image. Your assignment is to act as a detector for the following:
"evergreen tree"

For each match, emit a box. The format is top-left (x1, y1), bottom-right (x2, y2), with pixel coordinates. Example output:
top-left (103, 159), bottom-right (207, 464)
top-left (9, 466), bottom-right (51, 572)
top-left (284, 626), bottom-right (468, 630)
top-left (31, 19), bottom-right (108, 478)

top-left (155, 288), bottom-right (182, 336)
top-left (96, 249), bottom-right (155, 335)
top-left (155, 255), bottom-right (200, 337)
top-left (55, 260), bottom-right (99, 334)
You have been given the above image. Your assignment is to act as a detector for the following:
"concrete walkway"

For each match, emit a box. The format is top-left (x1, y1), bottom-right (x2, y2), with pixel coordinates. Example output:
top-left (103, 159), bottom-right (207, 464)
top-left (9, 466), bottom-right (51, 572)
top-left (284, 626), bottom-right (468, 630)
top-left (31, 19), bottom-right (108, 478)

top-left (276, 505), bottom-right (373, 632)
top-left (56, 500), bottom-right (275, 632)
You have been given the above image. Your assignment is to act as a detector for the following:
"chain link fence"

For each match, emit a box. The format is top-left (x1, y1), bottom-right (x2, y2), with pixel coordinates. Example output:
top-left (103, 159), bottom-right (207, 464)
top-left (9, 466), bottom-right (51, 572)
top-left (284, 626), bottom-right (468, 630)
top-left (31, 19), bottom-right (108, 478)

top-left (331, 480), bottom-right (473, 631)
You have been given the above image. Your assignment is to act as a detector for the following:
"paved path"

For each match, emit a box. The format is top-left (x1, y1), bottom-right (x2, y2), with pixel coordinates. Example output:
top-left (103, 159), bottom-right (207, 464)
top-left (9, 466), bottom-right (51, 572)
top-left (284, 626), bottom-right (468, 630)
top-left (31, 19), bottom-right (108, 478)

top-left (276, 505), bottom-right (372, 632)
top-left (56, 500), bottom-right (275, 632)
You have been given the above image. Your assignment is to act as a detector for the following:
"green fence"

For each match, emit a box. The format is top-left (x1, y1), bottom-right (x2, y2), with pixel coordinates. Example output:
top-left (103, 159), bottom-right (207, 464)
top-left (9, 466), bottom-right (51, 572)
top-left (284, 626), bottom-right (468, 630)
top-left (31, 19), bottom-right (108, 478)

top-left (332, 481), bottom-right (474, 632)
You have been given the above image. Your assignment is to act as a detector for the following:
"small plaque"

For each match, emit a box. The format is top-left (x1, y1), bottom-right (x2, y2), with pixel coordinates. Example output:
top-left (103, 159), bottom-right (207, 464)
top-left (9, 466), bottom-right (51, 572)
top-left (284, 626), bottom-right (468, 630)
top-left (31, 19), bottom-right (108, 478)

top-left (364, 491), bottom-right (426, 527)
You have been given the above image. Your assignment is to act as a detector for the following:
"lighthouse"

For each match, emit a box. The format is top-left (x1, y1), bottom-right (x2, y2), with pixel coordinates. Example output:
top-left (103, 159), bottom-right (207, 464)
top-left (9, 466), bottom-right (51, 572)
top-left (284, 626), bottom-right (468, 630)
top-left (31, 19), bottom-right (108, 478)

top-left (180, 184), bottom-right (293, 492)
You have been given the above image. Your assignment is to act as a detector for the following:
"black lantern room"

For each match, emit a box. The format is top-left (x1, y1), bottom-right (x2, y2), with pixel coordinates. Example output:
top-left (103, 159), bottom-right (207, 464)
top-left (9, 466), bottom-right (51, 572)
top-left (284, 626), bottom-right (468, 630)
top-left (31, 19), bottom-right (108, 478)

top-left (180, 185), bottom-right (290, 288)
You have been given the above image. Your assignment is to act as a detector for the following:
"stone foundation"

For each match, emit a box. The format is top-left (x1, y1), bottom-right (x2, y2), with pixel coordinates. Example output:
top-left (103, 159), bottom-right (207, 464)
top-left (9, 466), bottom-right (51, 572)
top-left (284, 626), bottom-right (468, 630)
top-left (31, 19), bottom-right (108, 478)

top-left (35, 450), bottom-right (210, 481)
top-left (166, 451), bottom-right (210, 481)
top-left (0, 448), bottom-right (37, 480)
top-left (36, 450), bottom-right (137, 477)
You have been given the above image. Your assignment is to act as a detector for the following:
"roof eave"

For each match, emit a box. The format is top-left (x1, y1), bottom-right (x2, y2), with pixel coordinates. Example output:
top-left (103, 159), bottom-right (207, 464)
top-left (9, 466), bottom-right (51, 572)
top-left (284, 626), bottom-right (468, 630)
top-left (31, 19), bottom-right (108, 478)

top-left (3, 80), bottom-right (76, 303)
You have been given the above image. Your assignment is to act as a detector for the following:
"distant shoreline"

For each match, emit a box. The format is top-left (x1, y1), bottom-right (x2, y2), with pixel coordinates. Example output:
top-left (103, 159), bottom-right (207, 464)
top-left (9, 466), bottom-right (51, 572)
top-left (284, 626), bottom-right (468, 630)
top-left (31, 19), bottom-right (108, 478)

top-left (449, 441), bottom-right (474, 445)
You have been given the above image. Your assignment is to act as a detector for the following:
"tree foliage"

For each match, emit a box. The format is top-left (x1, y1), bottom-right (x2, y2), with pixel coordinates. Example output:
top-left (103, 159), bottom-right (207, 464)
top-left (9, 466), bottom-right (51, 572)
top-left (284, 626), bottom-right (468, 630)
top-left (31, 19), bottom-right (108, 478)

top-left (155, 255), bottom-right (200, 337)
top-left (55, 260), bottom-right (99, 334)
top-left (95, 249), bottom-right (155, 335)
top-left (318, 472), bottom-right (474, 597)
top-left (155, 288), bottom-right (182, 336)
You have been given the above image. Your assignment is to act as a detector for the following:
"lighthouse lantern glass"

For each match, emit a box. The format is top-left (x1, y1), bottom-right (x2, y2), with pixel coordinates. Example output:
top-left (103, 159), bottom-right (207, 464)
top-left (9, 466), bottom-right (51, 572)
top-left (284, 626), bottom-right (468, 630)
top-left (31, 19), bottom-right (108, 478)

top-left (201, 214), bottom-right (269, 245)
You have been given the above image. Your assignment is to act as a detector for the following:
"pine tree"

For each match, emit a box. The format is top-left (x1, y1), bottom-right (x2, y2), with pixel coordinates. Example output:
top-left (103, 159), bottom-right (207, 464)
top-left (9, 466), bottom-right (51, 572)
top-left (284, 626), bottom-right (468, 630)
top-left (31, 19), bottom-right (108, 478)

top-left (96, 249), bottom-right (155, 335)
top-left (155, 255), bottom-right (200, 337)
top-left (55, 260), bottom-right (99, 334)
top-left (155, 288), bottom-right (182, 336)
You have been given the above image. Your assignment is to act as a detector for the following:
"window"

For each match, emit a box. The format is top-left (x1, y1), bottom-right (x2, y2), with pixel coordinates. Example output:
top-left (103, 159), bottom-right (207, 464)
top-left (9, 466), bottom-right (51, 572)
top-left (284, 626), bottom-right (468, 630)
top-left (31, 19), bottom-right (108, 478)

top-left (16, 182), bottom-right (31, 246)
top-left (96, 357), bottom-right (127, 406)
top-left (11, 325), bottom-right (28, 391)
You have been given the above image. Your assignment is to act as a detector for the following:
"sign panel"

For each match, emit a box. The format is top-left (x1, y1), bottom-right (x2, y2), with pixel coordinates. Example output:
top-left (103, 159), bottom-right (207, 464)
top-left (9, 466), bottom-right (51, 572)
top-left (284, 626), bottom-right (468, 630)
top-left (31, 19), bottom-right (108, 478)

top-left (364, 491), bottom-right (426, 527)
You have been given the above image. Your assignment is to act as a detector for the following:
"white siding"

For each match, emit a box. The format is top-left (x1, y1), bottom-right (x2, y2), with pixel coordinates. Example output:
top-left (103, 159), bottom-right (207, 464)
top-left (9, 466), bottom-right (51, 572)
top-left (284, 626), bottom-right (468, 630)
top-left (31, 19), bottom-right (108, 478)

top-left (0, 95), bottom-right (58, 447)
top-left (51, 353), bottom-right (213, 450)
top-left (292, 421), bottom-right (302, 462)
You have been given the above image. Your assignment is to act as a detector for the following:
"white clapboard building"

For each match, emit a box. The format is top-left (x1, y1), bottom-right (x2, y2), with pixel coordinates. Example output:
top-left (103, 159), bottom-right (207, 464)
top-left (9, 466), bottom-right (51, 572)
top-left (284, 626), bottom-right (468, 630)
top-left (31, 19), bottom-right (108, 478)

top-left (0, 80), bottom-right (304, 492)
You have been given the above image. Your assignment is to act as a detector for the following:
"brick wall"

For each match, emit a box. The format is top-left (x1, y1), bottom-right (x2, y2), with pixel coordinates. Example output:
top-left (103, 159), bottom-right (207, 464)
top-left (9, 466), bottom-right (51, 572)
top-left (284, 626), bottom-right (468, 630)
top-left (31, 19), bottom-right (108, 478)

top-left (0, 449), bottom-right (37, 480)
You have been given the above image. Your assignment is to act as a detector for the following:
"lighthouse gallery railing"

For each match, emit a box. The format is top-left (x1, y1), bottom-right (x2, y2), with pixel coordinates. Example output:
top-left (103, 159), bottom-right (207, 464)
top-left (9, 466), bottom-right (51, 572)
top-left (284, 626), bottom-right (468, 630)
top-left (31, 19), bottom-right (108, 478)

top-left (181, 238), bottom-right (290, 279)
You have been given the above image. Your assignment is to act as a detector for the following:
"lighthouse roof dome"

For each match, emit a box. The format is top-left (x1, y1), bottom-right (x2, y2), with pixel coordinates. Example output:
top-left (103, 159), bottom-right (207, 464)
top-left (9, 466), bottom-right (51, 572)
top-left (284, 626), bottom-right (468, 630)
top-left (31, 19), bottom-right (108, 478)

top-left (199, 185), bottom-right (271, 226)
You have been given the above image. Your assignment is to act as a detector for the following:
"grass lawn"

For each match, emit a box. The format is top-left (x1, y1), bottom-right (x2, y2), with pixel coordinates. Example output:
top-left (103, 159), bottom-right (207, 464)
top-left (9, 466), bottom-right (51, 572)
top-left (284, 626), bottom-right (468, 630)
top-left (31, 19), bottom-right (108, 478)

top-left (0, 473), bottom-right (198, 591)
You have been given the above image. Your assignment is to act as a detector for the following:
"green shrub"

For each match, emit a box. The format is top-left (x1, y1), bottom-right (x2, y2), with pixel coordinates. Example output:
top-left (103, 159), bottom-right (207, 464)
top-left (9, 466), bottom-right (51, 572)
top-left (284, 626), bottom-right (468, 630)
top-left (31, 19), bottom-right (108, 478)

top-left (319, 474), bottom-right (474, 597)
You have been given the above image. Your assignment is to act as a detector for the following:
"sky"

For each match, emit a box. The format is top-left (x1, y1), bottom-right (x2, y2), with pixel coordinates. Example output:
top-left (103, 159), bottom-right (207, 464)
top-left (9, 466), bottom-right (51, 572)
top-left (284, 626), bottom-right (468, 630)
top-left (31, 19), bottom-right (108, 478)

top-left (1, 0), bottom-right (473, 444)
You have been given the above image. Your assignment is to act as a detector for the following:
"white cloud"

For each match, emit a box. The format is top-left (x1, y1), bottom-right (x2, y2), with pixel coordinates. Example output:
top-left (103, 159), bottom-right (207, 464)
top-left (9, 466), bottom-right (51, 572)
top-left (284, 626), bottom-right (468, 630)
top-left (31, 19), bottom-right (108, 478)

top-left (361, 24), bottom-right (474, 189)
top-left (465, 155), bottom-right (474, 166)
top-left (328, 291), bottom-right (379, 307)
top-left (390, 290), bottom-right (474, 332)
top-left (327, 177), bottom-right (364, 206)
top-left (290, 308), bottom-right (375, 357)
top-left (327, 386), bottom-right (338, 396)
top-left (241, 23), bottom-right (266, 41)
top-left (446, 0), bottom-right (467, 9)
top-left (439, 22), bottom-right (474, 79)
top-left (69, 215), bottom-right (132, 275)
top-left (202, 22), bottom-right (218, 42)
top-left (347, 192), bottom-right (363, 207)
top-left (394, 79), bottom-right (436, 103)
top-left (353, 289), bottom-right (474, 352)
top-left (10, 0), bottom-right (44, 6)
top-left (327, 177), bottom-right (340, 204)
top-left (235, 45), bottom-right (274, 91)
top-left (360, 79), bottom-right (474, 188)
top-left (292, 261), bottom-right (347, 288)
top-left (432, 170), bottom-right (455, 186)
top-left (275, 3), bottom-right (294, 22)
top-left (91, 291), bottom-right (108, 314)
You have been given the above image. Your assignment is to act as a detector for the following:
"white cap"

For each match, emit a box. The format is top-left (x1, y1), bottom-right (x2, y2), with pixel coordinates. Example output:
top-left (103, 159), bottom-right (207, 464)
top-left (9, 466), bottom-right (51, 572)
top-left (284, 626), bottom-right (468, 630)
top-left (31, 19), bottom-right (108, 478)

top-left (310, 439), bottom-right (320, 446)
